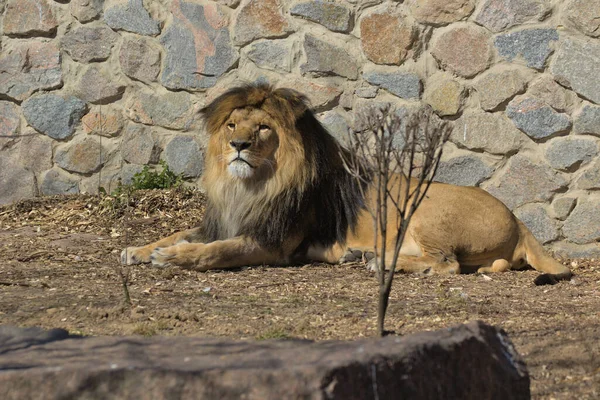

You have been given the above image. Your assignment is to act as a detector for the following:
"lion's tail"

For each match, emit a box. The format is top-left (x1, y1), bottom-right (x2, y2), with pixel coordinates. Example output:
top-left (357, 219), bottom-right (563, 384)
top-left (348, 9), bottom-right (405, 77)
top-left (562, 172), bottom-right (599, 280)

top-left (519, 221), bottom-right (572, 285)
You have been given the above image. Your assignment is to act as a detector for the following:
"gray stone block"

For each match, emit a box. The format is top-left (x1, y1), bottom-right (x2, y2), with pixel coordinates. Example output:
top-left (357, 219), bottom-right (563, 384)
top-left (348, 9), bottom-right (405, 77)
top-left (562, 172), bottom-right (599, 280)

top-left (506, 97), bottom-right (571, 140)
top-left (575, 160), bottom-right (600, 190)
top-left (127, 90), bottom-right (194, 131)
top-left (22, 94), bottom-right (87, 140)
top-left (104, 0), bottom-right (160, 36)
top-left (363, 71), bottom-right (421, 100)
top-left (121, 124), bottom-right (158, 165)
top-left (551, 38), bottom-right (600, 105)
top-left (119, 37), bottom-right (161, 83)
top-left (246, 39), bottom-right (294, 73)
top-left (61, 26), bottom-right (119, 63)
top-left (552, 197), bottom-right (576, 220)
top-left (0, 321), bottom-right (530, 400)
top-left (544, 136), bottom-right (597, 171)
top-left (40, 168), bottom-right (80, 196)
top-left (290, 1), bottom-right (352, 32)
top-left (482, 154), bottom-right (567, 210)
top-left (301, 35), bottom-right (358, 79)
top-left (494, 29), bottom-right (558, 69)
top-left (319, 110), bottom-right (350, 146)
top-left (55, 137), bottom-right (103, 174)
top-left (514, 204), bottom-right (559, 244)
top-left (77, 66), bottom-right (126, 105)
top-left (475, 0), bottom-right (548, 33)
top-left (451, 110), bottom-right (523, 155)
top-left (160, 3), bottom-right (238, 90)
top-left (164, 136), bottom-right (203, 178)
top-left (563, 196), bottom-right (600, 244)
top-left (474, 68), bottom-right (528, 111)
top-left (573, 104), bottom-right (600, 136)
top-left (0, 154), bottom-right (37, 206)
top-left (434, 155), bottom-right (495, 186)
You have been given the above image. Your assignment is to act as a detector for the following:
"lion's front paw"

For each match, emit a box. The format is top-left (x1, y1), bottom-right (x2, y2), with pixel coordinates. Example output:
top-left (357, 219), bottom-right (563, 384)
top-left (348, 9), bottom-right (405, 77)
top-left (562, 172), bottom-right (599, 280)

top-left (150, 247), bottom-right (176, 268)
top-left (121, 246), bottom-right (152, 265)
top-left (150, 243), bottom-right (209, 271)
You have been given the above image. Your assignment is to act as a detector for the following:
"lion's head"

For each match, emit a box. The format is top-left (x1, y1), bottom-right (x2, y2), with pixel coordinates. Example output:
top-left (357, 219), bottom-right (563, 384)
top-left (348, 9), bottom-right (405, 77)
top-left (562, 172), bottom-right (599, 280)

top-left (199, 83), bottom-right (365, 250)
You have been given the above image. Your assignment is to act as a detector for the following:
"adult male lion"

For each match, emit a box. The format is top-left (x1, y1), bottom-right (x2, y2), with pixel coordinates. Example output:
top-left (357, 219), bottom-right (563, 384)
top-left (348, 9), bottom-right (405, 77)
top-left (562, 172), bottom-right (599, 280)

top-left (121, 84), bottom-right (571, 285)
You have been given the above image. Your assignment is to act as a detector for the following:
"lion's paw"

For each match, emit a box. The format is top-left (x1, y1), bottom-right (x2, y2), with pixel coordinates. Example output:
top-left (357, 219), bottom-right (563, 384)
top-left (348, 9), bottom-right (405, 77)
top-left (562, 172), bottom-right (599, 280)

top-left (150, 247), bottom-right (175, 268)
top-left (121, 246), bottom-right (151, 265)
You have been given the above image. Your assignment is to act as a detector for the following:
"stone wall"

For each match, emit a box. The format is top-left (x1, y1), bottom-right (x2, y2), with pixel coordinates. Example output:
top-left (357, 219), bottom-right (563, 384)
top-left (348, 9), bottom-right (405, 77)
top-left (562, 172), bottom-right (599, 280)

top-left (1, 0), bottom-right (599, 257)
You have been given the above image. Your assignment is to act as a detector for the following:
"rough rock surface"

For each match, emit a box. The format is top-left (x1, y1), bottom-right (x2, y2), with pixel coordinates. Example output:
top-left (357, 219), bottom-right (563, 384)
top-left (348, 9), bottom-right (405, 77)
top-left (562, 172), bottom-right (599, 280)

top-left (0, 155), bottom-right (36, 206)
top-left (119, 37), bottom-right (161, 83)
top-left (290, 1), bottom-right (351, 32)
top-left (474, 0), bottom-right (548, 33)
top-left (82, 108), bottom-right (124, 137)
top-left (573, 104), bottom-right (600, 136)
top-left (22, 94), bottom-right (87, 140)
top-left (0, 321), bottom-right (530, 400)
top-left (40, 168), bottom-right (80, 196)
top-left (483, 154), bottom-right (567, 210)
top-left (423, 74), bottom-right (464, 116)
top-left (54, 137), bottom-right (103, 174)
top-left (363, 71), bottom-right (421, 100)
top-left (245, 39), bottom-right (295, 72)
top-left (302, 35), bottom-right (358, 79)
top-left (551, 38), bottom-right (600, 105)
top-left (160, 2), bottom-right (238, 90)
top-left (506, 97), bottom-right (571, 140)
top-left (575, 161), bottom-right (600, 190)
top-left (0, 41), bottom-right (62, 101)
top-left (360, 10), bottom-right (415, 65)
top-left (70, 0), bottom-right (104, 23)
top-left (164, 136), bottom-right (204, 178)
top-left (527, 76), bottom-right (576, 113)
top-left (104, 0), bottom-right (160, 36)
top-left (514, 203), bottom-right (559, 244)
top-left (61, 26), bottom-right (119, 63)
top-left (563, 197), bottom-right (600, 244)
top-left (494, 29), bottom-right (558, 70)
top-left (563, 0), bottom-right (600, 38)
top-left (451, 110), bottom-right (523, 155)
top-left (3, 0), bottom-right (58, 37)
top-left (431, 24), bottom-right (492, 78)
top-left (126, 90), bottom-right (194, 130)
top-left (434, 154), bottom-right (495, 186)
top-left (544, 137), bottom-right (598, 171)
top-left (474, 67), bottom-right (528, 111)
top-left (410, 0), bottom-right (475, 26)
top-left (232, 0), bottom-right (290, 45)
top-left (77, 66), bottom-right (126, 104)
top-left (121, 124), bottom-right (158, 165)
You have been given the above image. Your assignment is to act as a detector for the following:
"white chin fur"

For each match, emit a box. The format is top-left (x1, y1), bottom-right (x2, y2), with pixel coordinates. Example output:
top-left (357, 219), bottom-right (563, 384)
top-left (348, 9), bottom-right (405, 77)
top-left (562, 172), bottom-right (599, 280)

top-left (228, 161), bottom-right (255, 179)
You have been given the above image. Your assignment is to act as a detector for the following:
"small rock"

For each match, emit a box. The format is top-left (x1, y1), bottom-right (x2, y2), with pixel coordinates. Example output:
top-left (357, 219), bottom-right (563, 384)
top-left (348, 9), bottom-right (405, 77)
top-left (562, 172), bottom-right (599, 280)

top-left (3, 0), bottom-right (58, 37)
top-left (482, 154), bottom-right (567, 210)
top-left (474, 67), bottom-right (528, 111)
top-left (70, 0), bottom-right (103, 23)
top-left (82, 109), bottom-right (124, 137)
top-left (514, 204), bottom-right (559, 244)
top-left (301, 35), bottom-right (359, 79)
top-left (434, 154), bottom-right (495, 186)
top-left (285, 77), bottom-right (342, 109)
top-left (40, 168), bottom-right (80, 196)
top-left (423, 74), bottom-right (464, 116)
top-left (573, 104), bottom-right (600, 136)
top-left (360, 9), bottom-right (415, 65)
top-left (77, 66), bottom-right (126, 104)
top-left (0, 101), bottom-right (20, 138)
top-left (563, 0), bottom-right (600, 38)
top-left (126, 90), bottom-right (194, 130)
top-left (551, 38), bottom-right (600, 105)
top-left (55, 137), bottom-right (104, 174)
top-left (22, 94), bottom-right (87, 140)
top-left (494, 28), bottom-right (558, 70)
top-left (527, 76), bottom-right (577, 113)
top-left (164, 136), bottom-right (203, 178)
top-left (290, 1), bottom-right (351, 32)
top-left (574, 160), bottom-right (600, 190)
top-left (61, 26), bottom-right (119, 63)
top-left (119, 37), bottom-right (161, 83)
top-left (363, 71), bottom-right (421, 100)
top-left (121, 124), bottom-right (158, 165)
top-left (410, 0), bottom-right (475, 26)
top-left (552, 197), bottom-right (576, 220)
top-left (245, 39), bottom-right (296, 73)
top-left (544, 136), bottom-right (597, 171)
top-left (431, 24), bottom-right (492, 78)
top-left (451, 110), bottom-right (523, 155)
top-left (563, 196), bottom-right (600, 244)
top-left (506, 97), bottom-right (572, 140)
top-left (0, 41), bottom-right (62, 101)
top-left (474, 0), bottom-right (549, 33)
top-left (104, 0), bottom-right (160, 36)
top-left (232, 0), bottom-right (291, 46)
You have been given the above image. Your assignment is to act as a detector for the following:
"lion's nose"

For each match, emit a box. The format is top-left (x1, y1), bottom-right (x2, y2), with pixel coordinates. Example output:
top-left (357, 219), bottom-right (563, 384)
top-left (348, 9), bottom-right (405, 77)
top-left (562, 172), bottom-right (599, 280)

top-left (230, 140), bottom-right (251, 151)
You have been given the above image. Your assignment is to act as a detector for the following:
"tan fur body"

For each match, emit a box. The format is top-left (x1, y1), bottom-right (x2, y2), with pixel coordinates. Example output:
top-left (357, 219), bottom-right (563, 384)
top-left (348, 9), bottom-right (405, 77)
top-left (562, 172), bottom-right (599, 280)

top-left (121, 84), bottom-right (571, 285)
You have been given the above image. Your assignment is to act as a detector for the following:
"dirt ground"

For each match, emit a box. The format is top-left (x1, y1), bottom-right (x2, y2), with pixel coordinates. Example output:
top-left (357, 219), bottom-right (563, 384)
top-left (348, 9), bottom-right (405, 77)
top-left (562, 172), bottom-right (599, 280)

top-left (0, 189), bottom-right (599, 399)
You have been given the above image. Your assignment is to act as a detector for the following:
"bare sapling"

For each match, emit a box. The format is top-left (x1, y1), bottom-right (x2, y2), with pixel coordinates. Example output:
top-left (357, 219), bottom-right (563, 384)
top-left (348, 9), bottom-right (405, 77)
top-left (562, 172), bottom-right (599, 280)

top-left (342, 105), bottom-right (451, 336)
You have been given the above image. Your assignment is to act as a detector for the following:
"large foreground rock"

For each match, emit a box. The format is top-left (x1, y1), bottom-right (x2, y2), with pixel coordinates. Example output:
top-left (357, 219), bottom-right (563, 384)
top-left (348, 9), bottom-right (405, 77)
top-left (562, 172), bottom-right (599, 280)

top-left (0, 321), bottom-right (529, 399)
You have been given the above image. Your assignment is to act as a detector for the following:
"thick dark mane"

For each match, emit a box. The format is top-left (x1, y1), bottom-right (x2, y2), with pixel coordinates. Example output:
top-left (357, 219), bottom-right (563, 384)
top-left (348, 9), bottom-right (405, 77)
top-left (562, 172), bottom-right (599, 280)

top-left (200, 83), bottom-right (366, 252)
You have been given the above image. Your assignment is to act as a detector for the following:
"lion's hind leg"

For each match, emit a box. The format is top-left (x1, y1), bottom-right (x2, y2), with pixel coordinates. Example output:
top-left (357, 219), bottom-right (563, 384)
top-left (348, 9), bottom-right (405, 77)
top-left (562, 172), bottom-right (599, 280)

top-left (367, 252), bottom-right (461, 275)
top-left (477, 259), bottom-right (511, 274)
top-left (121, 227), bottom-right (204, 265)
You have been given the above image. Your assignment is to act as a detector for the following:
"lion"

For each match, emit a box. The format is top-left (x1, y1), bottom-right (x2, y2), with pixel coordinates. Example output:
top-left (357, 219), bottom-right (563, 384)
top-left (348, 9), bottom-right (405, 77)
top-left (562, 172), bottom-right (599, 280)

top-left (121, 83), bottom-right (572, 285)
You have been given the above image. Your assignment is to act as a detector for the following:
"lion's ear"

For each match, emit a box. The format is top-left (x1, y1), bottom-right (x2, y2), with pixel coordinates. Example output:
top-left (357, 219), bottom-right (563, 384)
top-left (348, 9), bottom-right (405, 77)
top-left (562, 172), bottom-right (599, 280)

top-left (272, 88), bottom-right (311, 120)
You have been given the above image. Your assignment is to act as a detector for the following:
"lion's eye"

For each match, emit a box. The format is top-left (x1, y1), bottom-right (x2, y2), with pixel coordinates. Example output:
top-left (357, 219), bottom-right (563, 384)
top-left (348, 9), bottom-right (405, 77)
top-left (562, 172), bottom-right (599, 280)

top-left (227, 123), bottom-right (236, 131)
top-left (258, 124), bottom-right (270, 132)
